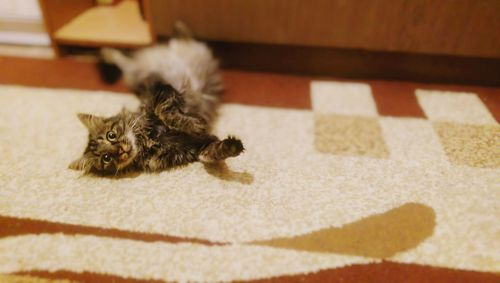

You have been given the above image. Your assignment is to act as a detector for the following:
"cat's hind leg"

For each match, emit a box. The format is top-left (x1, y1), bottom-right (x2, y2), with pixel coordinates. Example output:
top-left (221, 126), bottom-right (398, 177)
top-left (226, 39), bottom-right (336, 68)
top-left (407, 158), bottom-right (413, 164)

top-left (143, 77), bottom-right (209, 135)
top-left (100, 48), bottom-right (132, 69)
top-left (199, 136), bottom-right (244, 163)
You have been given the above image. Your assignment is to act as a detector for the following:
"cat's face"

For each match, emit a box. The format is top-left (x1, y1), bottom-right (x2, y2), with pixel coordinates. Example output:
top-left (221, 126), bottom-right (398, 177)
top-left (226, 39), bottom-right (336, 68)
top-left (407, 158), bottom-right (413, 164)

top-left (69, 110), bottom-right (137, 174)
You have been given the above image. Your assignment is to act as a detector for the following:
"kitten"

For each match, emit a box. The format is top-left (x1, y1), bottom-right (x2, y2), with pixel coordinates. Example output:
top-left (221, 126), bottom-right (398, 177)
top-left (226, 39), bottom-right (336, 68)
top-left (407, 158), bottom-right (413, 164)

top-left (70, 79), bottom-right (244, 175)
top-left (97, 21), bottom-right (222, 127)
top-left (70, 23), bottom-right (244, 175)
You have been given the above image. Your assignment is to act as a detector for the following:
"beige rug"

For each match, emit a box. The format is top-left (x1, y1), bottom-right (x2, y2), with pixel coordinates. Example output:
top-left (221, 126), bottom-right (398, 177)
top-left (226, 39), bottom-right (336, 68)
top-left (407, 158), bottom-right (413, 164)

top-left (0, 83), bottom-right (498, 282)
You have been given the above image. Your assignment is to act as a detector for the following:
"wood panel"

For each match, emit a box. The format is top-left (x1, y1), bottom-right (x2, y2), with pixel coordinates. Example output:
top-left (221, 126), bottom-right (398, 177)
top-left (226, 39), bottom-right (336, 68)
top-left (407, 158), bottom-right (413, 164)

top-left (53, 0), bottom-right (153, 46)
top-left (39, 0), bottom-right (94, 34)
top-left (39, 0), bottom-right (94, 55)
top-left (151, 0), bottom-right (500, 58)
top-left (39, 0), bottom-right (155, 56)
top-left (141, 0), bottom-right (156, 45)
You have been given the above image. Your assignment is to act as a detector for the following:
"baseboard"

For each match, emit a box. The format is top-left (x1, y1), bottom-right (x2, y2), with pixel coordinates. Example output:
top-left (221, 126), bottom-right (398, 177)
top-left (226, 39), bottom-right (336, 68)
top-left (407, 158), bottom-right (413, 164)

top-left (207, 41), bottom-right (500, 86)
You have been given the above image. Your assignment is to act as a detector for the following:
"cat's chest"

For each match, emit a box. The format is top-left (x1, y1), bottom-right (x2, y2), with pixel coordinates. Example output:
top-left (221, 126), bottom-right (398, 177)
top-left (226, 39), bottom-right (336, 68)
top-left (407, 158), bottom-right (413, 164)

top-left (136, 120), bottom-right (166, 152)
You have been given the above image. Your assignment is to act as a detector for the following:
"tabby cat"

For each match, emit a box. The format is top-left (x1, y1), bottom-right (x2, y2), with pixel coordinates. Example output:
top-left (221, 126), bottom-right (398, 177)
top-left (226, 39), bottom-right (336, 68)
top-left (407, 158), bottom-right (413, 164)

top-left (69, 23), bottom-right (244, 175)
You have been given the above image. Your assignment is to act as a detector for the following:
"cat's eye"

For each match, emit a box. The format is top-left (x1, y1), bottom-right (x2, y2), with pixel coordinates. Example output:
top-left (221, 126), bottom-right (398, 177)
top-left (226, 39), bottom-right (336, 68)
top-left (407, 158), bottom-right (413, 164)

top-left (106, 131), bottom-right (117, 142)
top-left (102, 153), bottom-right (112, 163)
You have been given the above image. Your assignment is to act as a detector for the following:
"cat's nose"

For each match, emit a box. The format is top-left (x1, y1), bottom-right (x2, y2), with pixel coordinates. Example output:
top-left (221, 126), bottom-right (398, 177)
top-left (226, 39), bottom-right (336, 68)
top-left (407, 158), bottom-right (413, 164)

top-left (119, 144), bottom-right (131, 154)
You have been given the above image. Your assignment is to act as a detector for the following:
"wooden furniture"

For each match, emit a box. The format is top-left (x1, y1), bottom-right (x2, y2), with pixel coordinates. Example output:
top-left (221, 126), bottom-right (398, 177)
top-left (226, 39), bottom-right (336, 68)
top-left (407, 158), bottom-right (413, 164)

top-left (39, 0), bottom-right (155, 56)
top-left (149, 0), bottom-right (500, 85)
top-left (38, 0), bottom-right (500, 85)
top-left (151, 0), bottom-right (500, 59)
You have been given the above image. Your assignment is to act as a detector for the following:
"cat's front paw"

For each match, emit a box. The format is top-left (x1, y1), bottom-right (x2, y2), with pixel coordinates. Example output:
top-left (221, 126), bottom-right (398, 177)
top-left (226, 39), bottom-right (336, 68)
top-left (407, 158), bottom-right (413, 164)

top-left (221, 136), bottom-right (244, 157)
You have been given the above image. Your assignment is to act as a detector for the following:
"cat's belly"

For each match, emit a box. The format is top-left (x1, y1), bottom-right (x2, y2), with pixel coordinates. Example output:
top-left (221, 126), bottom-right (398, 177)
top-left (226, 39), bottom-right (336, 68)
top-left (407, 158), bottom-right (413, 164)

top-left (134, 131), bottom-right (199, 172)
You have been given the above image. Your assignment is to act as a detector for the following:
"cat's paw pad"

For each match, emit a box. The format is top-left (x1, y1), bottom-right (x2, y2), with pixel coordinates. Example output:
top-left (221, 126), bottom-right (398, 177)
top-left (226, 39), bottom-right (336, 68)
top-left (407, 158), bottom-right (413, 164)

top-left (221, 136), bottom-right (244, 157)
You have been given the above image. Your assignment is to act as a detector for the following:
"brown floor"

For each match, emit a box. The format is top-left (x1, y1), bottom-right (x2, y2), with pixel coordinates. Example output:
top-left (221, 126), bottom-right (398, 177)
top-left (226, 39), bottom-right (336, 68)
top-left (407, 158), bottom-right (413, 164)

top-left (0, 56), bottom-right (312, 109)
top-left (0, 56), bottom-right (498, 121)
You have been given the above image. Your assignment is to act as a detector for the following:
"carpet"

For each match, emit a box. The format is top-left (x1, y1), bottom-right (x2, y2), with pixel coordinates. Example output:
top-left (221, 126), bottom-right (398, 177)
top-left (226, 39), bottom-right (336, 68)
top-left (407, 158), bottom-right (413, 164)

top-left (0, 78), bottom-right (499, 282)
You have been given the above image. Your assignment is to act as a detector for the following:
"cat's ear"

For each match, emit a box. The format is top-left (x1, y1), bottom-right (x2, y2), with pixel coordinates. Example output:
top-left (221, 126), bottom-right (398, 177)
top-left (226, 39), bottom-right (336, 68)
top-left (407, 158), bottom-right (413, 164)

top-left (77, 113), bottom-right (104, 130)
top-left (68, 156), bottom-right (88, 171)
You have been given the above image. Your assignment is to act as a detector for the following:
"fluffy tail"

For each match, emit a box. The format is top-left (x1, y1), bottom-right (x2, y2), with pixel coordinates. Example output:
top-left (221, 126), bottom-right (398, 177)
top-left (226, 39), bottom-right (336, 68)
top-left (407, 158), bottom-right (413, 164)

top-left (172, 21), bottom-right (193, 39)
